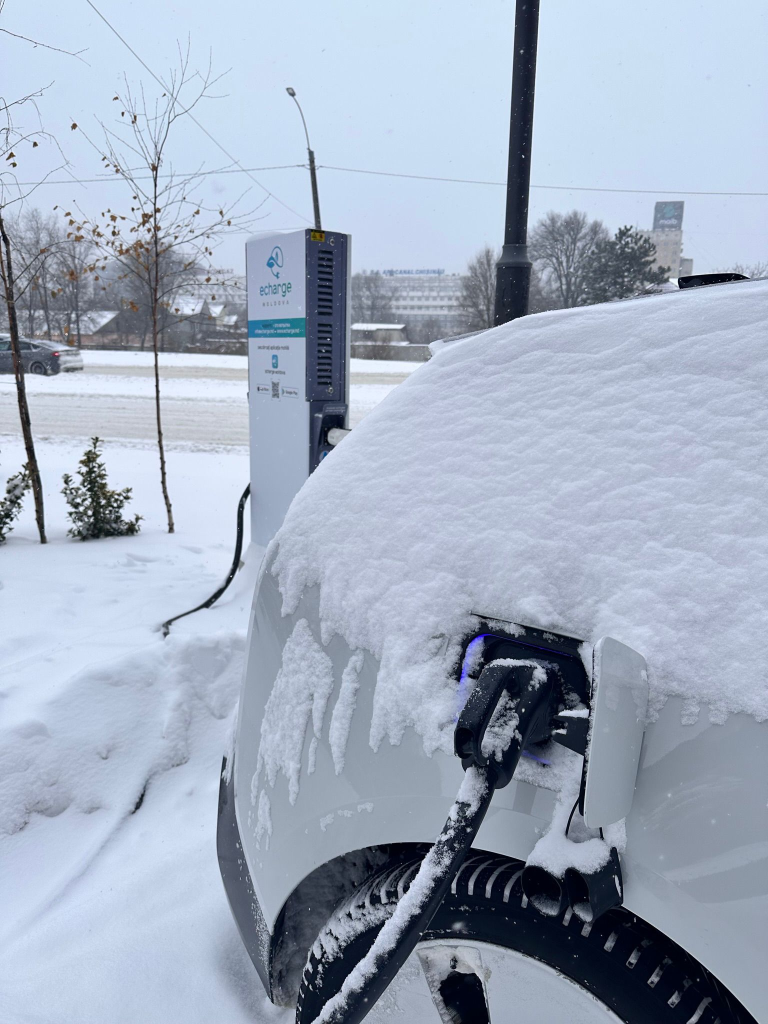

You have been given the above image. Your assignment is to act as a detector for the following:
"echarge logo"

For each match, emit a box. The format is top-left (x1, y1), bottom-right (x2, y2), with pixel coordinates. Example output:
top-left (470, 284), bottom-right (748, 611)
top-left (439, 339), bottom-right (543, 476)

top-left (257, 241), bottom-right (294, 306)
top-left (259, 280), bottom-right (292, 298)
top-left (266, 246), bottom-right (284, 278)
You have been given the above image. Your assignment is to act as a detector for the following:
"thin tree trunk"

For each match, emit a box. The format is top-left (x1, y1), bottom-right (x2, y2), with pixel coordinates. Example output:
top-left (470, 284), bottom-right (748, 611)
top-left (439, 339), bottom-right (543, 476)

top-left (41, 266), bottom-right (53, 340)
top-left (152, 220), bottom-right (174, 533)
top-left (26, 280), bottom-right (36, 336)
top-left (75, 285), bottom-right (82, 347)
top-left (73, 274), bottom-right (82, 347)
top-left (0, 210), bottom-right (46, 543)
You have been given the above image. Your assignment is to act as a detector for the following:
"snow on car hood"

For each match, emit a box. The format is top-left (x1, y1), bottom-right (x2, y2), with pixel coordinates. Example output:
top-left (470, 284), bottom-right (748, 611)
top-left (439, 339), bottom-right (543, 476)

top-left (272, 281), bottom-right (768, 753)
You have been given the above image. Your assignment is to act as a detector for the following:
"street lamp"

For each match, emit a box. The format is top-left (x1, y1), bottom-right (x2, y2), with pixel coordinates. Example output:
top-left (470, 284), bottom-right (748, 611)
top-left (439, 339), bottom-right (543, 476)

top-left (493, 0), bottom-right (540, 326)
top-left (286, 87), bottom-right (322, 231)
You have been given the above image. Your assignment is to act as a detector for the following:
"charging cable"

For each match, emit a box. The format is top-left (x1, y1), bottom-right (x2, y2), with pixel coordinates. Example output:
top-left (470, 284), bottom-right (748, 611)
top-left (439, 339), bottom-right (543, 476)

top-left (313, 659), bottom-right (556, 1024)
top-left (161, 484), bottom-right (250, 637)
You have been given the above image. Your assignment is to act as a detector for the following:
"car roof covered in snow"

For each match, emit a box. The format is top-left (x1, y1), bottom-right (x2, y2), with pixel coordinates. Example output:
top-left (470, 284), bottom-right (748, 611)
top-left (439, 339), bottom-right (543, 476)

top-left (272, 281), bottom-right (768, 749)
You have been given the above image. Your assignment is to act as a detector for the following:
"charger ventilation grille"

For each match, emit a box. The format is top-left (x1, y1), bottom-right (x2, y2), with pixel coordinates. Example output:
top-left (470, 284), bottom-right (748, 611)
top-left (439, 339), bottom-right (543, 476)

top-left (316, 249), bottom-right (334, 387)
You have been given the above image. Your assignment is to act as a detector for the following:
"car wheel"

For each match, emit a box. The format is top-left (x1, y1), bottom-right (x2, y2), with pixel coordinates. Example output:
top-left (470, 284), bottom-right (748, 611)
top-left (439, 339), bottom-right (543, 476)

top-left (296, 854), bottom-right (754, 1024)
top-left (29, 361), bottom-right (47, 375)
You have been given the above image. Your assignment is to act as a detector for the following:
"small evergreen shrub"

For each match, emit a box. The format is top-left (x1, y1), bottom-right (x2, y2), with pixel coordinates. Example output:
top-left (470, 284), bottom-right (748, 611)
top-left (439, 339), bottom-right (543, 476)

top-left (0, 467), bottom-right (31, 543)
top-left (62, 438), bottom-right (142, 541)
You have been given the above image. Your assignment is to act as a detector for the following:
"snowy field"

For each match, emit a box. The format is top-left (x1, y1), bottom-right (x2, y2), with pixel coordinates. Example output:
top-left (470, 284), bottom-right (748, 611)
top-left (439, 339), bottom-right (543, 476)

top-left (0, 438), bottom-right (295, 1023)
top-left (0, 353), bottom-right (417, 1023)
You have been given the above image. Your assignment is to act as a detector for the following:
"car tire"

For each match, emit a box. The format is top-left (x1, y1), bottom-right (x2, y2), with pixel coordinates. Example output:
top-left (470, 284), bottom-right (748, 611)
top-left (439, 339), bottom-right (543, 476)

top-left (296, 853), bottom-right (755, 1024)
top-left (29, 361), bottom-right (47, 375)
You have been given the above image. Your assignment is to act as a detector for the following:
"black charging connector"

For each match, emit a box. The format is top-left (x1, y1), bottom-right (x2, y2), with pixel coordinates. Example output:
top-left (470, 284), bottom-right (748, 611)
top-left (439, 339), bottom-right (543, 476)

top-left (455, 659), bottom-right (556, 788)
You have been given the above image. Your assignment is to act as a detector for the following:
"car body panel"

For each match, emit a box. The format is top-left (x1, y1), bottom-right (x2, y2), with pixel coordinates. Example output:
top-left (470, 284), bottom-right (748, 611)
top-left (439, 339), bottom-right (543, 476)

top-left (0, 335), bottom-right (12, 373)
top-left (232, 562), bottom-right (768, 1021)
top-left (0, 334), bottom-right (83, 373)
top-left (30, 340), bottom-right (84, 371)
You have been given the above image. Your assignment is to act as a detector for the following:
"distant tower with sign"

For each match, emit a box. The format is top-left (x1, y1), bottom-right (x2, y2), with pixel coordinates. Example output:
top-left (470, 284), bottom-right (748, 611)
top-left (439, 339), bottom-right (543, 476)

top-left (645, 201), bottom-right (693, 279)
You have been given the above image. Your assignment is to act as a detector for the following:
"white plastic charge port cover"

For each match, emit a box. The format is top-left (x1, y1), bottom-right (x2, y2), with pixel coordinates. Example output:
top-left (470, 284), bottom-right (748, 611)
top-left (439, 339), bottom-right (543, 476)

top-left (582, 637), bottom-right (649, 829)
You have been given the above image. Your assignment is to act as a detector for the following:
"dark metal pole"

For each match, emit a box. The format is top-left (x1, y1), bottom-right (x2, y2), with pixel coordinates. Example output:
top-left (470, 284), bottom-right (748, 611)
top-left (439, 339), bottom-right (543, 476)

top-left (286, 88), bottom-right (322, 231)
top-left (494, 0), bottom-right (540, 326)
top-left (307, 147), bottom-right (322, 232)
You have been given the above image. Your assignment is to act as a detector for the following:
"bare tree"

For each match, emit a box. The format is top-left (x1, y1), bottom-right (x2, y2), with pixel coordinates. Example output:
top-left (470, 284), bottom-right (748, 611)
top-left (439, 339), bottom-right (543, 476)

top-left (0, 0), bottom-right (87, 62)
top-left (0, 89), bottom-right (66, 544)
top-left (460, 244), bottom-right (554, 328)
top-left (527, 263), bottom-right (556, 315)
top-left (8, 209), bottom-right (100, 346)
top-left (0, 9), bottom-right (86, 544)
top-left (529, 210), bottom-right (608, 309)
top-left (52, 232), bottom-right (97, 346)
top-left (351, 271), bottom-right (398, 324)
top-left (73, 53), bottom-right (250, 533)
top-left (9, 208), bottom-right (62, 338)
top-left (460, 245), bottom-right (498, 330)
top-left (95, 249), bottom-right (199, 352)
top-left (0, 216), bottom-right (46, 540)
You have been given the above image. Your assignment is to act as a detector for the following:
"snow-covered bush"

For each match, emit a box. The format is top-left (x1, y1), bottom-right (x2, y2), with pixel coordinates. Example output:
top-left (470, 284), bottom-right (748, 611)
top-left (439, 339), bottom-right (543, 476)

top-left (62, 438), bottom-right (142, 541)
top-left (0, 467), bottom-right (31, 543)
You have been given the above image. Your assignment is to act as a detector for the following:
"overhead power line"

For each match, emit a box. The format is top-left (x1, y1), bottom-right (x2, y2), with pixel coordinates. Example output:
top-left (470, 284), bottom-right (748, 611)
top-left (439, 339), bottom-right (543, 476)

top-left (318, 164), bottom-right (768, 198)
top-left (82, 0), bottom-right (311, 223)
top-left (15, 165), bottom-right (306, 187)
top-left (18, 159), bottom-right (768, 199)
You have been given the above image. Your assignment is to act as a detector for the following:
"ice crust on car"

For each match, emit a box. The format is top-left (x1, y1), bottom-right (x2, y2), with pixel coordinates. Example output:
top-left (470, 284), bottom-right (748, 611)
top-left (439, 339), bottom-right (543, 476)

top-left (273, 281), bottom-right (768, 757)
top-left (329, 651), bottom-right (365, 775)
top-left (256, 618), bottom-right (335, 804)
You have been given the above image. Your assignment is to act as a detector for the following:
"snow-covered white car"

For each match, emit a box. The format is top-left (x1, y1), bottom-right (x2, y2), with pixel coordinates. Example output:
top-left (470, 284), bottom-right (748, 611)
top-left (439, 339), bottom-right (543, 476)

top-left (219, 280), bottom-right (767, 1023)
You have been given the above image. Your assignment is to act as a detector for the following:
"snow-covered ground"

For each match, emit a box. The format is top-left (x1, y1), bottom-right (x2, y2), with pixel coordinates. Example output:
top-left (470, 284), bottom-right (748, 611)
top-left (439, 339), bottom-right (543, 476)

top-left (0, 437), bottom-right (295, 1023)
top-left (0, 339), bottom-right (416, 1021)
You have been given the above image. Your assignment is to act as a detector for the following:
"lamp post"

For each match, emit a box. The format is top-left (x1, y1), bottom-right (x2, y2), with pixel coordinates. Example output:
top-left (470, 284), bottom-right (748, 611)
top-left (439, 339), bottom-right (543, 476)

top-left (286, 87), bottom-right (322, 231)
top-left (493, 0), bottom-right (540, 326)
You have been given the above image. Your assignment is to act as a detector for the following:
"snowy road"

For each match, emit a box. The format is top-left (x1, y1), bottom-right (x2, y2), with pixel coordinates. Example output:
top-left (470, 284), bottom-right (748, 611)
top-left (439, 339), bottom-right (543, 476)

top-left (0, 388), bottom-right (253, 447)
top-left (0, 357), bottom-right (414, 447)
top-left (85, 362), bottom-right (414, 388)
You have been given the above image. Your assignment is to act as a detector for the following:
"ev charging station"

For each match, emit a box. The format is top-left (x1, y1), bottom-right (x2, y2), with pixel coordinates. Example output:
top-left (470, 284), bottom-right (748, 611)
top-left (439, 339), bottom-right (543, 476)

top-left (246, 228), bottom-right (350, 547)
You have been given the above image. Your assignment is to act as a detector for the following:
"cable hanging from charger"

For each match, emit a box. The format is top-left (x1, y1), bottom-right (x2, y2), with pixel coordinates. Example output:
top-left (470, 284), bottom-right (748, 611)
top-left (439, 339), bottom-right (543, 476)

top-left (161, 484), bottom-right (250, 638)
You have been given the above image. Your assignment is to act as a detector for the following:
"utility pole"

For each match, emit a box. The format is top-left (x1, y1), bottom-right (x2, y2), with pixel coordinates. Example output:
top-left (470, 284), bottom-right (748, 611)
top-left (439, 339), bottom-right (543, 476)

top-left (286, 87), bottom-right (322, 231)
top-left (493, 0), bottom-right (540, 326)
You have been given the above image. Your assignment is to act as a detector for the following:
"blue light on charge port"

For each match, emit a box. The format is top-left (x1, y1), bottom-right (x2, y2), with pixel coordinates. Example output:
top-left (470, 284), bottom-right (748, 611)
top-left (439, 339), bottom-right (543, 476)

top-left (456, 634), bottom-right (489, 718)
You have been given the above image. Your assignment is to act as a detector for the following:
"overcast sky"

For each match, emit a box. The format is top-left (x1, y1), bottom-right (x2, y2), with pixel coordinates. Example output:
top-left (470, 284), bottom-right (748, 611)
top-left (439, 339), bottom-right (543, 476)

top-left (4, 0), bottom-right (767, 276)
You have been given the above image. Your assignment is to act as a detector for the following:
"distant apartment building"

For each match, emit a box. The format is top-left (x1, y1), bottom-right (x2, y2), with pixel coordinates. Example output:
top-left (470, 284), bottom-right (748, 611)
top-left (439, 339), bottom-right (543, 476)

top-left (381, 269), bottom-right (466, 339)
top-left (643, 202), bottom-right (693, 279)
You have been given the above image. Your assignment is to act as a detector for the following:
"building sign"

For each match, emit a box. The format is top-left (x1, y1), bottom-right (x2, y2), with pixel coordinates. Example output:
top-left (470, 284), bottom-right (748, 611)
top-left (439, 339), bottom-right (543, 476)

top-left (653, 201), bottom-right (684, 232)
top-left (381, 269), bottom-right (445, 276)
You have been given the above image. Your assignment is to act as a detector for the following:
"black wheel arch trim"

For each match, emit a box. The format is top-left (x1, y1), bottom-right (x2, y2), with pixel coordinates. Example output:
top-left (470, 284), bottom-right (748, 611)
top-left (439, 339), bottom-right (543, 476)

top-left (217, 755), bottom-right (274, 999)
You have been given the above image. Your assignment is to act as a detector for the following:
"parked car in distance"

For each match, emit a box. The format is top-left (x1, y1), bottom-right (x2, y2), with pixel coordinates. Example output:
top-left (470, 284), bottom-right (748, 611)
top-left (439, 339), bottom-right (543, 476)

top-left (0, 335), bottom-right (84, 374)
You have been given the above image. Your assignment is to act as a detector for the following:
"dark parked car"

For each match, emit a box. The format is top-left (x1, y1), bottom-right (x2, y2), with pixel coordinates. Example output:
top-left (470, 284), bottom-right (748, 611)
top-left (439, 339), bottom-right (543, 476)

top-left (0, 335), bottom-right (83, 375)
